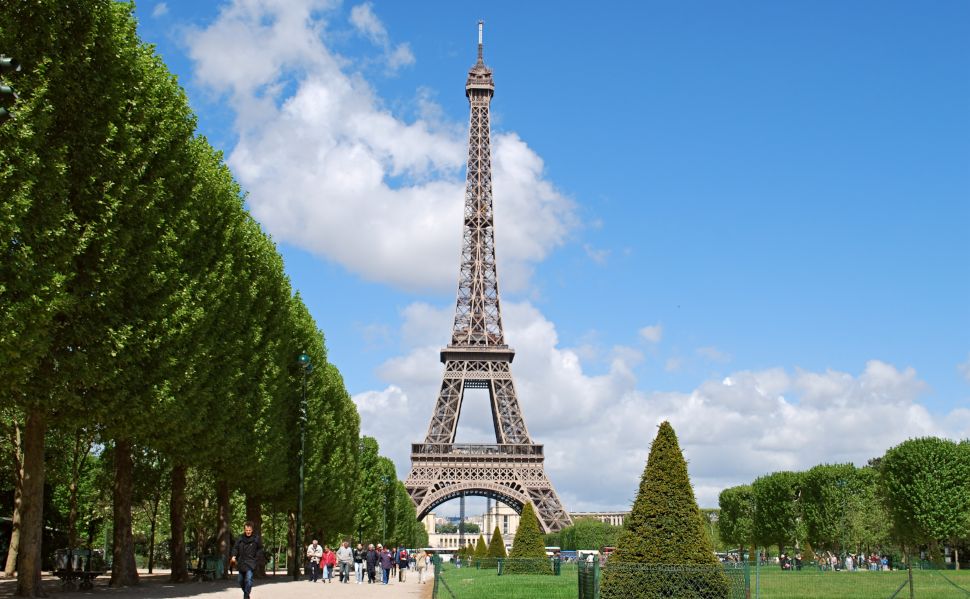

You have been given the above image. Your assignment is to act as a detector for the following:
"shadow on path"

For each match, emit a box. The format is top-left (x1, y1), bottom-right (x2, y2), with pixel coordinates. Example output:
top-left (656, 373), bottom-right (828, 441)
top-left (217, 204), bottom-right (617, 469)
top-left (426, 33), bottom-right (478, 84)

top-left (0, 573), bottom-right (295, 598)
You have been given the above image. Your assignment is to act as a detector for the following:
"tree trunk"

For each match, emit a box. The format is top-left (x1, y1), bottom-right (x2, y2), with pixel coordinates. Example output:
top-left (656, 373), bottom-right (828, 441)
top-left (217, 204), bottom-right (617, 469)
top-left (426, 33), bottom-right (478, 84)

top-left (245, 494), bottom-right (265, 577)
top-left (287, 511), bottom-right (296, 578)
top-left (216, 479), bottom-right (230, 578)
top-left (4, 417), bottom-right (24, 578)
top-left (15, 408), bottom-right (46, 597)
top-left (110, 439), bottom-right (139, 587)
top-left (954, 546), bottom-right (959, 571)
top-left (168, 463), bottom-right (188, 582)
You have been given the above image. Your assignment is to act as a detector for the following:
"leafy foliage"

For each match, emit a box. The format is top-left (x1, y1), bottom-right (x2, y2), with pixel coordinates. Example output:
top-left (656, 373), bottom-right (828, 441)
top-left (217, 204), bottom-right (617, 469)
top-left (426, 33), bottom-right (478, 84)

top-left (718, 485), bottom-right (754, 554)
top-left (880, 437), bottom-right (970, 550)
top-left (752, 470), bottom-right (802, 552)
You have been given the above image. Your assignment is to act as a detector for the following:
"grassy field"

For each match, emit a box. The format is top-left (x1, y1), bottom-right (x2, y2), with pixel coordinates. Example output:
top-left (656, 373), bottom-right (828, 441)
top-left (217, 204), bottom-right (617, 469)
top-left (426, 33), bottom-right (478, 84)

top-left (755, 568), bottom-right (970, 599)
top-left (435, 562), bottom-right (970, 599)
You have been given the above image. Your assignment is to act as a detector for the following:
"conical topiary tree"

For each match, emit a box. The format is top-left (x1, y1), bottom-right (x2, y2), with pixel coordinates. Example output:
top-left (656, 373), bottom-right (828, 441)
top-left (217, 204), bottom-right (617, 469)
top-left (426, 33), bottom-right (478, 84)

top-left (506, 502), bottom-right (550, 573)
top-left (602, 421), bottom-right (729, 598)
top-left (474, 533), bottom-right (488, 564)
top-left (488, 525), bottom-right (507, 558)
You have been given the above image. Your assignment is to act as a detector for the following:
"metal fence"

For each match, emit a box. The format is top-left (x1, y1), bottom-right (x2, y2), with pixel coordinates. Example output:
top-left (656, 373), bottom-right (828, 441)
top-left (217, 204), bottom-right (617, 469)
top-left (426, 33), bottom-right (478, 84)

top-left (432, 556), bottom-right (970, 599)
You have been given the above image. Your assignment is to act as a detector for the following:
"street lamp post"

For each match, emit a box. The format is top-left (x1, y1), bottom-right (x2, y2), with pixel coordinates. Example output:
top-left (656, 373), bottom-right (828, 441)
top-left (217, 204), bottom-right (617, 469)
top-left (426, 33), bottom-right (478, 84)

top-left (294, 352), bottom-right (312, 581)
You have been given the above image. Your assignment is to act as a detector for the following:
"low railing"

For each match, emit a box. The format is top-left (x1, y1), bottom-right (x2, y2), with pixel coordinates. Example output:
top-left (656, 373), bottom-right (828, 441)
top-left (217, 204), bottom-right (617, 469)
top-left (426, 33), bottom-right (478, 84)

top-left (411, 443), bottom-right (543, 457)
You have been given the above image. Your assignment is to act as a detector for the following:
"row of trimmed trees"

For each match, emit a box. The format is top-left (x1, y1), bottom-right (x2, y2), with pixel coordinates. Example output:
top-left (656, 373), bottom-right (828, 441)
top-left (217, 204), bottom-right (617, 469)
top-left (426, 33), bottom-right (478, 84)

top-left (0, 2), bottom-right (425, 596)
top-left (719, 437), bottom-right (970, 567)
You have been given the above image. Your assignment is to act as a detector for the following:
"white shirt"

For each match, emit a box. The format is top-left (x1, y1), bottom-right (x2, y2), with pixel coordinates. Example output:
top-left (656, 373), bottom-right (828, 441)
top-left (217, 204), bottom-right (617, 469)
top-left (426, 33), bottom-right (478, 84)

top-left (307, 544), bottom-right (322, 562)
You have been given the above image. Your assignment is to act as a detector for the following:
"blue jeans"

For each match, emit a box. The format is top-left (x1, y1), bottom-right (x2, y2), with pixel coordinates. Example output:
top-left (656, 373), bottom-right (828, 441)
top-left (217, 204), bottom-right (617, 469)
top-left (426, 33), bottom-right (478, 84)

top-left (237, 569), bottom-right (253, 598)
top-left (382, 567), bottom-right (390, 584)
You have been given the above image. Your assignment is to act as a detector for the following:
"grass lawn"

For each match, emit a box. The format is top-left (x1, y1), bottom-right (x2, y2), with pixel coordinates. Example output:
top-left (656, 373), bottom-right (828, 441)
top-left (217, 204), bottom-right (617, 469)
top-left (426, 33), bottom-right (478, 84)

top-left (755, 568), bottom-right (970, 599)
top-left (437, 562), bottom-right (576, 599)
top-left (436, 562), bottom-right (970, 599)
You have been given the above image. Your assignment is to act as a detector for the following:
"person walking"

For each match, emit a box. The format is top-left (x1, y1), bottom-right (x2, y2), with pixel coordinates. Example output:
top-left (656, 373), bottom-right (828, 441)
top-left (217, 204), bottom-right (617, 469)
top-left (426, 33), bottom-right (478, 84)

top-left (416, 549), bottom-right (428, 584)
top-left (398, 547), bottom-right (409, 582)
top-left (305, 539), bottom-right (322, 582)
top-left (380, 546), bottom-right (393, 584)
top-left (337, 541), bottom-right (353, 583)
top-left (322, 545), bottom-right (336, 582)
top-left (353, 543), bottom-right (365, 584)
top-left (366, 544), bottom-right (379, 584)
top-left (229, 521), bottom-right (263, 599)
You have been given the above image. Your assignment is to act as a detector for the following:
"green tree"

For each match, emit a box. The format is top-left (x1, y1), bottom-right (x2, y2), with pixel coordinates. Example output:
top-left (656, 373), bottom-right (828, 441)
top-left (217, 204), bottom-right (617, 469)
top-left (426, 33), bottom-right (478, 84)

top-left (504, 502), bottom-right (550, 574)
top-left (880, 437), bottom-right (970, 568)
top-left (718, 485), bottom-right (754, 557)
top-left (752, 471), bottom-right (802, 554)
top-left (474, 533), bottom-right (488, 561)
top-left (799, 464), bottom-right (858, 552)
top-left (488, 526), bottom-right (507, 558)
top-left (556, 518), bottom-right (621, 551)
top-left (603, 421), bottom-right (726, 598)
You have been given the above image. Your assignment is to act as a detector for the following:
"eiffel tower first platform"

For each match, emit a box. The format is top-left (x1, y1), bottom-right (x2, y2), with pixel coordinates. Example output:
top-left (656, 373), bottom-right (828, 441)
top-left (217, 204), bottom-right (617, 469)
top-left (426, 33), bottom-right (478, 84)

top-left (403, 23), bottom-right (572, 533)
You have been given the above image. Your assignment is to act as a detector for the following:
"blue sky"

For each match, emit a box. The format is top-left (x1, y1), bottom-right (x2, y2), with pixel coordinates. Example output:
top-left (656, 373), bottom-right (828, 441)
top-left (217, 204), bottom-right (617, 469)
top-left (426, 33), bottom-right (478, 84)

top-left (134, 1), bottom-right (969, 511)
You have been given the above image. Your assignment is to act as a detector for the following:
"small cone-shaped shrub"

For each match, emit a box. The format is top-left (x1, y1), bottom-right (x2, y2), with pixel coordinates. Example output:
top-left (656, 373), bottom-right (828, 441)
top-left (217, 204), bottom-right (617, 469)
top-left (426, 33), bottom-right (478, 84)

top-left (602, 421), bottom-right (729, 598)
top-left (479, 525), bottom-right (506, 569)
top-left (474, 533), bottom-right (488, 564)
top-left (506, 502), bottom-right (550, 574)
top-left (488, 526), bottom-right (507, 558)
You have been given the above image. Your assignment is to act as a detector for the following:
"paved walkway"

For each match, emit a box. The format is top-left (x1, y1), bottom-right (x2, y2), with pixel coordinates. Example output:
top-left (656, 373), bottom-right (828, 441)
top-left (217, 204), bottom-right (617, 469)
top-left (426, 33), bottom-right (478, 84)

top-left (0, 571), bottom-right (433, 599)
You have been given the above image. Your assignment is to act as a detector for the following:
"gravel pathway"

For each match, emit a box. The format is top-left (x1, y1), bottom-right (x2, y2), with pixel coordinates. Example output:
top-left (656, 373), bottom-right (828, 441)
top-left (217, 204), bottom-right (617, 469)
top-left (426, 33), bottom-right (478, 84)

top-left (0, 571), bottom-right (433, 599)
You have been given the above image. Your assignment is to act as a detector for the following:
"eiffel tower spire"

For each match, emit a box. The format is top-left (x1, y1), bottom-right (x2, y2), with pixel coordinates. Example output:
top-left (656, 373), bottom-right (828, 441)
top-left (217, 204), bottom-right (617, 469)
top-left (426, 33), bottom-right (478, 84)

top-left (404, 22), bottom-right (572, 534)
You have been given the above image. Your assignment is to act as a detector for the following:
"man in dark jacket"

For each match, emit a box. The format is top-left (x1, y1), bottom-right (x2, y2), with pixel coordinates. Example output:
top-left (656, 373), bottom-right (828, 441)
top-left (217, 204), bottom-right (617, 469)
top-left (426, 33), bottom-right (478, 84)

top-left (229, 521), bottom-right (263, 599)
top-left (365, 544), bottom-right (379, 584)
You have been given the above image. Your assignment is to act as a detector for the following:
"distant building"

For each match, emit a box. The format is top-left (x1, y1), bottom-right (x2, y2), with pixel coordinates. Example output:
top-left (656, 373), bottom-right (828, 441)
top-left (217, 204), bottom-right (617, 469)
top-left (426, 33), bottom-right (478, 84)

top-left (421, 505), bottom-right (629, 550)
top-left (570, 511), bottom-right (628, 527)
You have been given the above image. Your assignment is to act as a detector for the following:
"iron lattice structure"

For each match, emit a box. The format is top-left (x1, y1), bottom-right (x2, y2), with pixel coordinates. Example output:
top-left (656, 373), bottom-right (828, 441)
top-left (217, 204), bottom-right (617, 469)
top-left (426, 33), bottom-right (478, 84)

top-left (404, 24), bottom-right (572, 533)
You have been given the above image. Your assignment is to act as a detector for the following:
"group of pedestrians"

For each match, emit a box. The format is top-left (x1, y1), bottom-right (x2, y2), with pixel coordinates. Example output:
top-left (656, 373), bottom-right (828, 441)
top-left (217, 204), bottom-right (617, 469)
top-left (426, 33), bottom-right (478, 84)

top-left (304, 539), bottom-right (356, 582)
top-left (306, 540), bottom-right (430, 586)
top-left (227, 521), bottom-right (433, 599)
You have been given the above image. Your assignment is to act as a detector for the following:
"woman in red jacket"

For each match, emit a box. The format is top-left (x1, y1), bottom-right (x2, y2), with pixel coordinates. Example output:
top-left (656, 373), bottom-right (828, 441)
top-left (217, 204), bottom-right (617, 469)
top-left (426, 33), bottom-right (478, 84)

top-left (322, 546), bottom-right (337, 583)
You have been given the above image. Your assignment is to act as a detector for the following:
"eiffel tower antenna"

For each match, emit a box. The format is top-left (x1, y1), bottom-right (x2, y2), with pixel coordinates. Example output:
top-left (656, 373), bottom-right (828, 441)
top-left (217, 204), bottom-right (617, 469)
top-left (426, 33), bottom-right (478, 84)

top-left (404, 23), bottom-right (572, 534)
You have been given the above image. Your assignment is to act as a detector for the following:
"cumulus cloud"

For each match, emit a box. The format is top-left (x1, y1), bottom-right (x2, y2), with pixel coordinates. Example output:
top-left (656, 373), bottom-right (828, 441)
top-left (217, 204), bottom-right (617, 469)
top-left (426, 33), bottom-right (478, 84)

top-left (185, 0), bottom-right (574, 293)
top-left (152, 2), bottom-right (168, 18)
top-left (639, 323), bottom-right (663, 343)
top-left (355, 301), bottom-right (970, 510)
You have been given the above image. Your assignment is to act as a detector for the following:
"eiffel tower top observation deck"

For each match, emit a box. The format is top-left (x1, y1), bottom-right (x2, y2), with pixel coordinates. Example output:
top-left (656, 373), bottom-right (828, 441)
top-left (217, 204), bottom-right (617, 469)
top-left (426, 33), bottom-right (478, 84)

top-left (404, 22), bottom-right (571, 533)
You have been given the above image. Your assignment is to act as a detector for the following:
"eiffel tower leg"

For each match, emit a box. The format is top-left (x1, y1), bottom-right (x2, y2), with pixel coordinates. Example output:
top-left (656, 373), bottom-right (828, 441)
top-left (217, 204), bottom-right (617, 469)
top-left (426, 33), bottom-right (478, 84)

top-left (424, 367), bottom-right (464, 444)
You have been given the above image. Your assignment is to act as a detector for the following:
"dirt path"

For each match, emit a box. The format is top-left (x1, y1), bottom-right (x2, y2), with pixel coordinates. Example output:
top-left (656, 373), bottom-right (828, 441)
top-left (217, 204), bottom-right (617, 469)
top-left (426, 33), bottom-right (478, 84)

top-left (0, 570), bottom-right (434, 599)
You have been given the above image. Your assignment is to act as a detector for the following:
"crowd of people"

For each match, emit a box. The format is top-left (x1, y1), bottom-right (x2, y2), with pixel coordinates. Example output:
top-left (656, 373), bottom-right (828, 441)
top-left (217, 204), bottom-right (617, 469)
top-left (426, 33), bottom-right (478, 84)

top-left (305, 539), bottom-right (430, 585)
top-left (771, 551), bottom-right (893, 571)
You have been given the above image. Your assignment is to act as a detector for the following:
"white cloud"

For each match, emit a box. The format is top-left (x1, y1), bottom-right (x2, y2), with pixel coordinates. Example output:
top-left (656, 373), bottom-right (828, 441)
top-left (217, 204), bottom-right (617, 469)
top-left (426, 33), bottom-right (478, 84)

top-left (583, 243), bottom-right (610, 265)
top-left (185, 0), bottom-right (574, 293)
top-left (959, 353), bottom-right (970, 383)
top-left (639, 323), bottom-right (663, 343)
top-left (349, 2), bottom-right (414, 72)
top-left (356, 301), bottom-right (970, 511)
top-left (152, 2), bottom-right (168, 18)
top-left (696, 345), bottom-right (732, 364)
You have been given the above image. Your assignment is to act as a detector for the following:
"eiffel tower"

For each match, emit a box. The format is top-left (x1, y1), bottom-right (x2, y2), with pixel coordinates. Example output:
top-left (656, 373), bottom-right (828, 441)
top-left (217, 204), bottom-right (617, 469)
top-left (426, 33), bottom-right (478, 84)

top-left (404, 22), bottom-right (572, 534)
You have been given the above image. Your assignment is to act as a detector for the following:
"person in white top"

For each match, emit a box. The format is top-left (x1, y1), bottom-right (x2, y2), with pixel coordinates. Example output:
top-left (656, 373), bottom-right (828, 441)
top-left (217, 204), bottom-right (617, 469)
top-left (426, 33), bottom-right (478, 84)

top-left (306, 540), bottom-right (323, 582)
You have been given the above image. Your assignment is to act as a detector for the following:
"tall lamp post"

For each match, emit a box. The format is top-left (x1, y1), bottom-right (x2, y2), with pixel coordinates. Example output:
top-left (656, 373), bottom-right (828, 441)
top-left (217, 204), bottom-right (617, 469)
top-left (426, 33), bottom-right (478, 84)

top-left (294, 352), bottom-right (312, 580)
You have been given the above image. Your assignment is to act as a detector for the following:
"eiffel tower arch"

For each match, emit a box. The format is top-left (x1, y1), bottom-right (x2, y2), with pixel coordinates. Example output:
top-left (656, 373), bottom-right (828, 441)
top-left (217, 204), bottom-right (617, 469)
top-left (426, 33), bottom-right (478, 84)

top-left (404, 23), bottom-right (572, 534)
